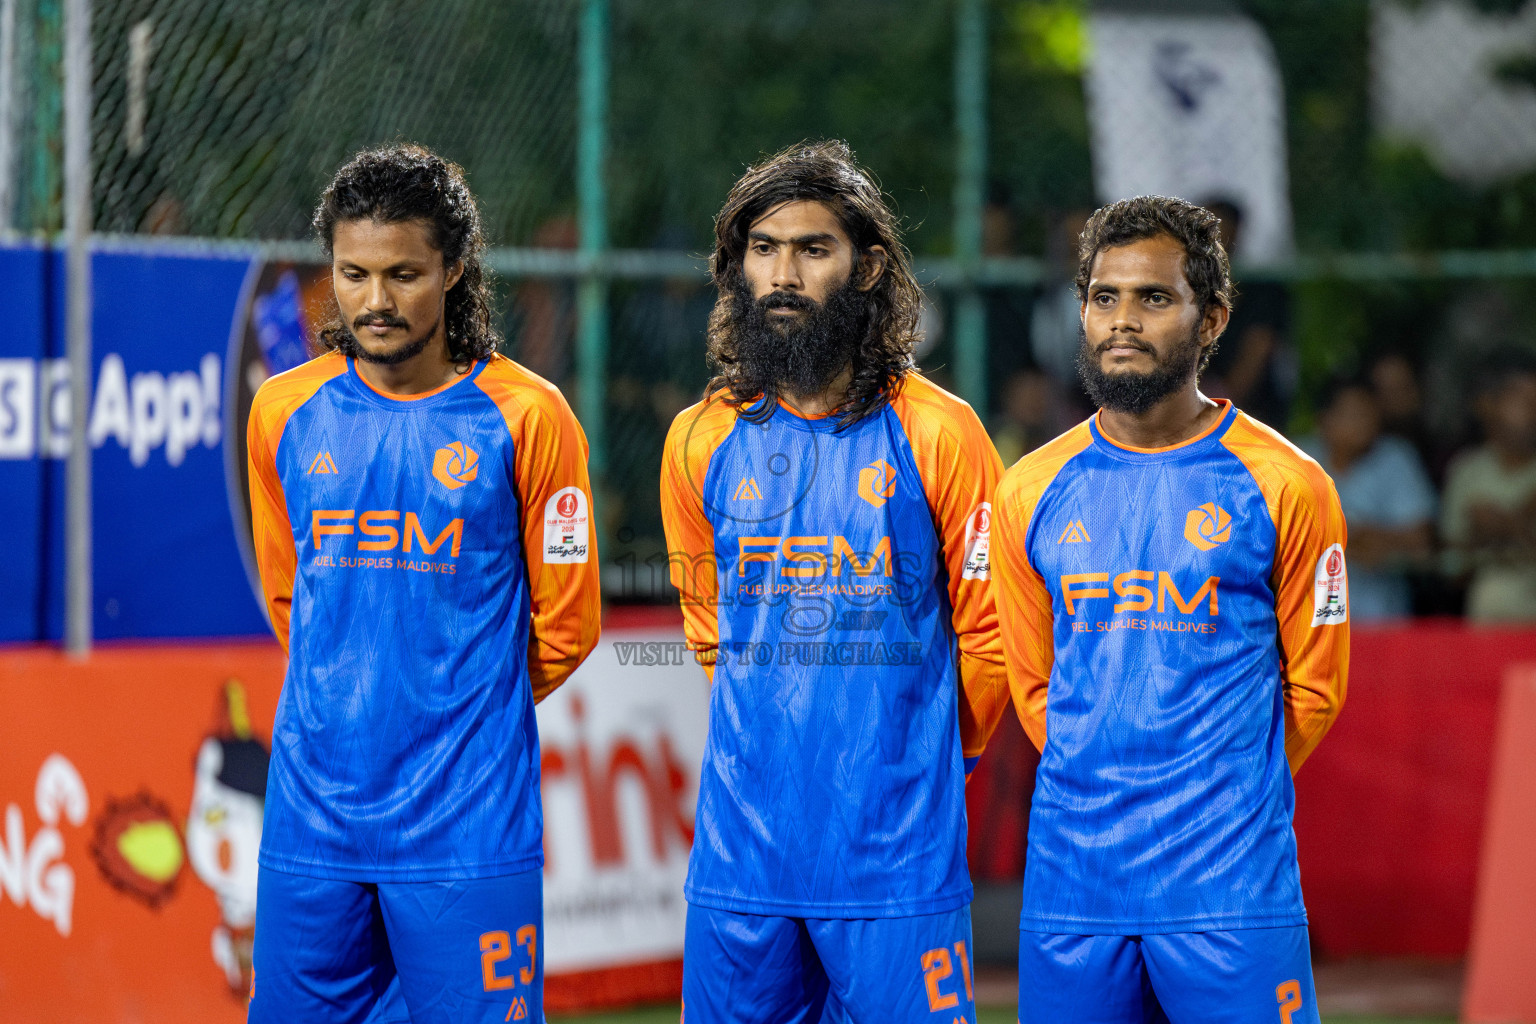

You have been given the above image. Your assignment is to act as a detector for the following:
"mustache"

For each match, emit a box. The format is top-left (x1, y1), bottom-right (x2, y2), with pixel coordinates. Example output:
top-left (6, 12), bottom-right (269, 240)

top-left (1094, 336), bottom-right (1152, 355)
top-left (353, 312), bottom-right (410, 330)
top-left (759, 291), bottom-right (817, 313)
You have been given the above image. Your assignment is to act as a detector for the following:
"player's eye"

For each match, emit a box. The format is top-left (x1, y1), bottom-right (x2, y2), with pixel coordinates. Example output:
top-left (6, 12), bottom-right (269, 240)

top-left (395, 273), bottom-right (417, 282)
top-left (751, 243), bottom-right (773, 255)
top-left (804, 246), bottom-right (828, 257)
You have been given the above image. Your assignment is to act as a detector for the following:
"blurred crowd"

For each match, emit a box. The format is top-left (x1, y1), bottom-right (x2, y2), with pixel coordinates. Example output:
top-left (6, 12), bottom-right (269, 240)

top-left (505, 205), bottom-right (1536, 625)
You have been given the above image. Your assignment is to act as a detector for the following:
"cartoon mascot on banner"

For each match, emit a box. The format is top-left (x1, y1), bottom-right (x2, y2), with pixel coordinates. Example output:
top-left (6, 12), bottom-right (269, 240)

top-left (186, 679), bottom-right (268, 994)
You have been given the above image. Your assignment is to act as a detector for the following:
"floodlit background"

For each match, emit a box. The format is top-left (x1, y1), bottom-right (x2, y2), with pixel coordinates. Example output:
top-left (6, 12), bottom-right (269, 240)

top-left (3, 0), bottom-right (1536, 1021)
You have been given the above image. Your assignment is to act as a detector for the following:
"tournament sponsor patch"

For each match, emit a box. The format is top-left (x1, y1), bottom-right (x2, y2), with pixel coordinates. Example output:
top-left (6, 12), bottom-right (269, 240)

top-left (1311, 542), bottom-right (1348, 626)
top-left (961, 502), bottom-right (992, 580)
top-left (543, 486), bottom-right (590, 564)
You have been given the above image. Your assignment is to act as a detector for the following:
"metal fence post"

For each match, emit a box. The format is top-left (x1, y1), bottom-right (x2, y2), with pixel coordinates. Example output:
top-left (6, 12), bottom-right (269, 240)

top-left (953, 0), bottom-right (987, 420)
top-left (577, 0), bottom-right (609, 483)
top-left (0, 0), bottom-right (16, 230)
top-left (64, 0), bottom-right (90, 655)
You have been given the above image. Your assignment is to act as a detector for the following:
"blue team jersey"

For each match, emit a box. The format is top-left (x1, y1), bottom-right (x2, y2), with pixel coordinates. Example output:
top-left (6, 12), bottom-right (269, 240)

top-left (246, 352), bottom-right (599, 881)
top-left (992, 402), bottom-right (1349, 933)
top-left (661, 375), bottom-right (1010, 917)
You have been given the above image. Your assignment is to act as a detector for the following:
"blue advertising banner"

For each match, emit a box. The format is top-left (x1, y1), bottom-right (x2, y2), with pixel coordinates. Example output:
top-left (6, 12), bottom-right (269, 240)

top-left (0, 242), bottom-right (315, 642)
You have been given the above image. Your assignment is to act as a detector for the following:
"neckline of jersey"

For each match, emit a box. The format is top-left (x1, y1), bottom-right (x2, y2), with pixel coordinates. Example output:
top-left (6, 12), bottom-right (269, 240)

top-left (735, 395), bottom-right (845, 432)
top-left (348, 357), bottom-right (485, 406)
top-left (1090, 400), bottom-right (1235, 458)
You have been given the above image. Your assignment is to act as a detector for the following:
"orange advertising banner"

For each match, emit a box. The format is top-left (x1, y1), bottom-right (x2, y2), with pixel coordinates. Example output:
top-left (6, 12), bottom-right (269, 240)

top-left (0, 643), bottom-right (287, 1023)
top-left (1, 621), bottom-right (701, 1020)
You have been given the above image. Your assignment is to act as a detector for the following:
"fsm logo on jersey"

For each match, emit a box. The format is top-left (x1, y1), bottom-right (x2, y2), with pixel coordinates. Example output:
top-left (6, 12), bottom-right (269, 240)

top-left (432, 442), bottom-right (479, 490)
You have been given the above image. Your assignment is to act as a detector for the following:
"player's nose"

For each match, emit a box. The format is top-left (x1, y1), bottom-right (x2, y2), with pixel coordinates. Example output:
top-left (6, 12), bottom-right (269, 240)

top-left (769, 251), bottom-right (802, 291)
top-left (364, 276), bottom-right (394, 312)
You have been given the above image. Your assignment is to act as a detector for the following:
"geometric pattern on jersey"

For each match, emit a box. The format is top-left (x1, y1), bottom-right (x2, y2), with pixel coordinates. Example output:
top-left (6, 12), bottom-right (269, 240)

top-left (247, 352), bottom-right (598, 881)
top-left (249, 865), bottom-right (544, 1024)
top-left (994, 402), bottom-right (1348, 933)
top-left (682, 904), bottom-right (977, 1024)
top-left (662, 373), bottom-right (1008, 918)
top-left (1016, 926), bottom-right (1319, 1024)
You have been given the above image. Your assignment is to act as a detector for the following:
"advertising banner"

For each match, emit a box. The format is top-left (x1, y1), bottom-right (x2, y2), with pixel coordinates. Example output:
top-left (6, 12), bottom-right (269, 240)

top-left (0, 242), bottom-right (339, 643)
top-left (1083, 12), bottom-right (1294, 265)
top-left (0, 243), bottom-right (264, 640)
top-left (0, 615), bottom-right (704, 1021)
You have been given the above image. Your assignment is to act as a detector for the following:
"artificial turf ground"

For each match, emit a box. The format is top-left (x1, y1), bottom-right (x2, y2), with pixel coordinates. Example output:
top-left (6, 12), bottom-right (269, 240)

top-left (552, 1008), bottom-right (1455, 1024)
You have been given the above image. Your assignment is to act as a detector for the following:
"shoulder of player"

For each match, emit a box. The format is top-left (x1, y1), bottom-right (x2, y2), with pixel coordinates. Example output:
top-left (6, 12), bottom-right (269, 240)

top-left (248, 351), bottom-right (347, 437)
top-left (664, 391), bottom-right (739, 459)
top-left (472, 353), bottom-right (576, 433)
top-left (1221, 410), bottom-right (1338, 514)
top-left (887, 371), bottom-right (984, 447)
top-left (998, 419), bottom-right (1095, 515)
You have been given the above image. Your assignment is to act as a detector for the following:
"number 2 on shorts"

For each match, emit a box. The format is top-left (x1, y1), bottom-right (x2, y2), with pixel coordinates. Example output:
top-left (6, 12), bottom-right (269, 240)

top-left (1276, 980), bottom-right (1303, 1024)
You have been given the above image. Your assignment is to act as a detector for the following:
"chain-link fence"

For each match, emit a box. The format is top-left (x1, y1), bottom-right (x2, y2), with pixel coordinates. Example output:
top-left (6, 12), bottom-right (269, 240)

top-left (5, 0), bottom-right (1536, 614)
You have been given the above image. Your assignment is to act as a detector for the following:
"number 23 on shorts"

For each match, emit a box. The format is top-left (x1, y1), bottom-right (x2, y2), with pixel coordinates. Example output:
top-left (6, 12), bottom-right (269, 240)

top-left (480, 926), bottom-right (537, 990)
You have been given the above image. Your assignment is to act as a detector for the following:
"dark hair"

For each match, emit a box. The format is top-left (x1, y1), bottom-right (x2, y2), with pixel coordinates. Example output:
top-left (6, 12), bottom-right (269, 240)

top-left (1316, 373), bottom-right (1376, 416)
top-left (705, 139), bottom-right (922, 427)
top-left (1075, 195), bottom-right (1234, 315)
top-left (313, 143), bottom-right (500, 364)
top-left (1474, 348), bottom-right (1536, 398)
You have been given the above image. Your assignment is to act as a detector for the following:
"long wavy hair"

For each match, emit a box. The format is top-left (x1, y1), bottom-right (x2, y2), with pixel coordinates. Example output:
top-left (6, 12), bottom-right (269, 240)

top-left (313, 143), bottom-right (501, 365)
top-left (705, 140), bottom-right (923, 427)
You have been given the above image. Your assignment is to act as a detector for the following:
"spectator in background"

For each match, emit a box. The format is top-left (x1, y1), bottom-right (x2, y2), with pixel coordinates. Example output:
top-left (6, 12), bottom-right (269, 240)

top-left (1299, 377), bottom-right (1436, 621)
top-left (1030, 207), bottom-right (1094, 389)
top-left (1202, 199), bottom-right (1297, 429)
top-left (1370, 350), bottom-right (1437, 482)
top-left (1442, 356), bottom-right (1536, 623)
top-left (992, 369), bottom-right (1066, 468)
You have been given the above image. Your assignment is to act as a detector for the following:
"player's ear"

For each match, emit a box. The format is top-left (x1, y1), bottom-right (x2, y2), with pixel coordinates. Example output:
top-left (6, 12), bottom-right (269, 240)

top-left (1200, 301), bottom-right (1230, 346)
top-left (444, 260), bottom-right (465, 292)
top-left (855, 246), bottom-right (888, 292)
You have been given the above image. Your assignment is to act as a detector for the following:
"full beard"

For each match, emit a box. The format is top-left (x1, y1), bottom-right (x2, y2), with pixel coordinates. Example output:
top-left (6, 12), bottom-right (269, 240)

top-left (331, 312), bottom-right (439, 366)
top-left (1076, 322), bottom-right (1203, 415)
top-left (728, 276), bottom-right (870, 400)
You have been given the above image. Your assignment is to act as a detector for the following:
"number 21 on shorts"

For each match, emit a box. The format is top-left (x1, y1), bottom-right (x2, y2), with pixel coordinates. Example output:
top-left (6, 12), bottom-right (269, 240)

top-left (921, 941), bottom-right (974, 1013)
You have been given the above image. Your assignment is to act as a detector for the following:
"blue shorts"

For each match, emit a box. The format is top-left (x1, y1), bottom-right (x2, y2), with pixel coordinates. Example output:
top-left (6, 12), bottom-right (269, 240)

top-left (249, 865), bottom-right (544, 1024)
top-left (1017, 926), bottom-right (1318, 1024)
top-left (682, 903), bottom-right (977, 1024)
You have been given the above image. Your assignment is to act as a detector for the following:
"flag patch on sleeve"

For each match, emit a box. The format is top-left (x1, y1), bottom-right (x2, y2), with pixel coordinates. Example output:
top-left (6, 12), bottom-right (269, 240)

top-left (1311, 543), bottom-right (1348, 626)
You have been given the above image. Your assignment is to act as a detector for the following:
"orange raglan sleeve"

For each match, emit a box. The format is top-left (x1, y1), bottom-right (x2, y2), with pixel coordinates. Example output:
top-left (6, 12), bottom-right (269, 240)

top-left (484, 359), bottom-right (601, 702)
top-left (1225, 417), bottom-right (1350, 773)
top-left (992, 423), bottom-right (1092, 753)
top-left (247, 384), bottom-right (298, 655)
top-left (891, 377), bottom-right (1009, 772)
top-left (244, 354), bottom-right (347, 655)
top-left (660, 399), bottom-right (734, 681)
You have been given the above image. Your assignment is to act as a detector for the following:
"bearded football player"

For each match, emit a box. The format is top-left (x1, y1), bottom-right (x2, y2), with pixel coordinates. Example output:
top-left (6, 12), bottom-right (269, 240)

top-left (660, 140), bottom-right (1009, 1024)
top-left (246, 144), bottom-right (600, 1024)
top-left (993, 196), bottom-right (1348, 1024)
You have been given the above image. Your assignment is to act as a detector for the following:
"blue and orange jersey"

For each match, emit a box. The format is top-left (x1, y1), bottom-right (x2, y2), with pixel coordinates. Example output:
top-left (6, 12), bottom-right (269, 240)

top-left (246, 351), bottom-right (600, 881)
top-left (993, 401), bottom-right (1349, 932)
top-left (660, 373), bottom-right (1009, 917)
